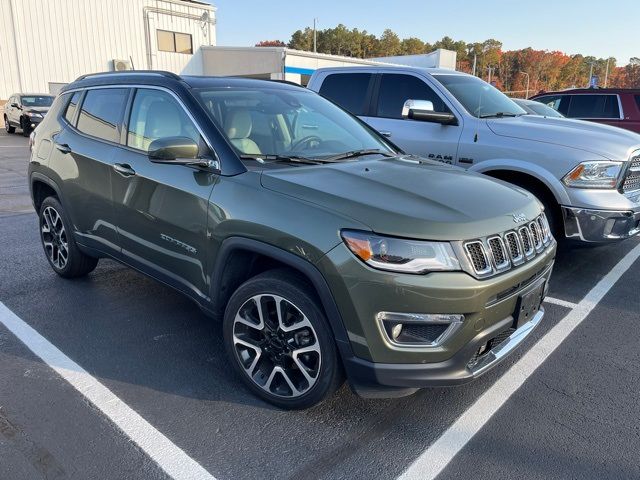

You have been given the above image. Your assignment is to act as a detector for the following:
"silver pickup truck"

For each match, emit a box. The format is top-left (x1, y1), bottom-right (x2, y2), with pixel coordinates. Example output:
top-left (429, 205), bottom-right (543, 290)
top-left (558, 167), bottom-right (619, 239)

top-left (308, 66), bottom-right (640, 243)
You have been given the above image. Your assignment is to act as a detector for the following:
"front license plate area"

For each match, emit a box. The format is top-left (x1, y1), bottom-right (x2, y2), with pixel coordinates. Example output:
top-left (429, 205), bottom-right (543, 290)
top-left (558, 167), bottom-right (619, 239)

top-left (514, 280), bottom-right (545, 329)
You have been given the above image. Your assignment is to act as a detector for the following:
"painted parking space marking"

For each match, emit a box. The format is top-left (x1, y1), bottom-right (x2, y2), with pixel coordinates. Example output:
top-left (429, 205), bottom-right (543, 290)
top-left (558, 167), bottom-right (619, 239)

top-left (399, 242), bottom-right (640, 480)
top-left (0, 302), bottom-right (217, 480)
top-left (543, 296), bottom-right (578, 309)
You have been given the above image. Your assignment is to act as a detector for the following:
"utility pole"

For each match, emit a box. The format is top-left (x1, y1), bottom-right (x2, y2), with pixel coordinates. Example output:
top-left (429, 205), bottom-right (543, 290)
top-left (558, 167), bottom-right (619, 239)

top-left (472, 53), bottom-right (477, 76)
top-left (487, 66), bottom-right (493, 83)
top-left (588, 62), bottom-right (595, 87)
top-left (313, 18), bottom-right (318, 53)
top-left (604, 58), bottom-right (610, 87)
top-left (520, 71), bottom-right (530, 98)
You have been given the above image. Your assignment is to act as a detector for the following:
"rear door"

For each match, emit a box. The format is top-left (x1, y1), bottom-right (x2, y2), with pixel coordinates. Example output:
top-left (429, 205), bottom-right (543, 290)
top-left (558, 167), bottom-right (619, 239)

top-left (49, 87), bottom-right (128, 253)
top-left (109, 87), bottom-right (216, 300)
top-left (364, 73), bottom-right (462, 164)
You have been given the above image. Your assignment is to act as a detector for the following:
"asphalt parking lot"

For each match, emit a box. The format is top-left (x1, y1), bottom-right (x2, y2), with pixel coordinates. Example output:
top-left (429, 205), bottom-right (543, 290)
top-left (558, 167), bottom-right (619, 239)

top-left (1, 128), bottom-right (640, 480)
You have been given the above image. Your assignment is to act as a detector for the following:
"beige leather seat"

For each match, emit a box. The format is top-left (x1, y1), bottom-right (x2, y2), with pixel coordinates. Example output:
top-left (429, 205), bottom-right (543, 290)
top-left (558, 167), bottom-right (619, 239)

top-left (225, 110), bottom-right (261, 155)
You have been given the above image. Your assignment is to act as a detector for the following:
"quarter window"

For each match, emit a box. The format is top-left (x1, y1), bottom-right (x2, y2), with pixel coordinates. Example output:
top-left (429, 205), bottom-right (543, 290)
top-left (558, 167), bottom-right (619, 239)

top-left (127, 89), bottom-right (200, 152)
top-left (376, 74), bottom-right (449, 119)
top-left (566, 94), bottom-right (620, 119)
top-left (318, 73), bottom-right (373, 116)
top-left (64, 92), bottom-right (82, 125)
top-left (157, 30), bottom-right (193, 54)
top-left (634, 95), bottom-right (640, 111)
top-left (77, 88), bottom-right (128, 143)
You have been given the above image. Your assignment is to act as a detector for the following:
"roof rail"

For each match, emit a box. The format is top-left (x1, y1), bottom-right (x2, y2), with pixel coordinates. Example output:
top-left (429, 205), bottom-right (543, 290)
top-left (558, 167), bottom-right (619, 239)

top-left (73, 70), bottom-right (182, 82)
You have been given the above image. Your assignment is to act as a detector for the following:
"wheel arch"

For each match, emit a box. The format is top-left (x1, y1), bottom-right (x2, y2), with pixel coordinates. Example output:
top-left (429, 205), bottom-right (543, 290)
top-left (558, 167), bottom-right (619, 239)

top-left (211, 237), bottom-right (353, 357)
top-left (30, 173), bottom-right (63, 212)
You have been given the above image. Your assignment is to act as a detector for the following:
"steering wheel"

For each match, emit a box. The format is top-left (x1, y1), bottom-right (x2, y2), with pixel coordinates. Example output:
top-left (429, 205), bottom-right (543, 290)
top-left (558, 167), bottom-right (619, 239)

top-left (291, 135), bottom-right (322, 152)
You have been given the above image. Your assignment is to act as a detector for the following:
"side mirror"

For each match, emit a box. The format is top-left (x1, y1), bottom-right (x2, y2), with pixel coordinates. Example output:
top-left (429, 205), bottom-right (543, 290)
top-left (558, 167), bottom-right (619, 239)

top-left (11, 102), bottom-right (19, 108)
top-left (402, 99), bottom-right (458, 126)
top-left (148, 136), bottom-right (199, 163)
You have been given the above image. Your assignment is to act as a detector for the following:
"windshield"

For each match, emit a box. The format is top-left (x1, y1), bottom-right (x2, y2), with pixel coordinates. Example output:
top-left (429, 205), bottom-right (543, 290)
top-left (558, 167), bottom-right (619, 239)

top-left (527, 102), bottom-right (564, 118)
top-left (20, 95), bottom-right (54, 107)
top-left (433, 75), bottom-right (526, 118)
top-left (195, 86), bottom-right (394, 161)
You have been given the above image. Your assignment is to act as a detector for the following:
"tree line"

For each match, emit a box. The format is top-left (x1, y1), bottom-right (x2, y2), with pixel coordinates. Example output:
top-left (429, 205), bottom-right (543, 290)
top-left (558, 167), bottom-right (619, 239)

top-left (256, 25), bottom-right (640, 94)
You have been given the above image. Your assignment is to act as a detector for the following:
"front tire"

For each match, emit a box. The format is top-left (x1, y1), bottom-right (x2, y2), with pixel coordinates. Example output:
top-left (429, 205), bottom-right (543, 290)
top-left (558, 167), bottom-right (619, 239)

top-left (39, 196), bottom-right (98, 278)
top-left (4, 116), bottom-right (15, 134)
top-left (223, 270), bottom-right (343, 409)
top-left (21, 118), bottom-right (31, 137)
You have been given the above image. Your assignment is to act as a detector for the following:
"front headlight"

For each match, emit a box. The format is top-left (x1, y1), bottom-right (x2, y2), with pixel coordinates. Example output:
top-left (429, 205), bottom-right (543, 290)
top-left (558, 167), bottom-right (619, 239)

top-left (26, 112), bottom-right (43, 118)
top-left (341, 230), bottom-right (460, 274)
top-left (562, 161), bottom-right (623, 189)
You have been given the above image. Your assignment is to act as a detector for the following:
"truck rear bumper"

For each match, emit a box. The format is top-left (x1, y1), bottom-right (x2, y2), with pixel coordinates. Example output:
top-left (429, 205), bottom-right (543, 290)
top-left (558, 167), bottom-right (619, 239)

top-left (562, 206), bottom-right (640, 242)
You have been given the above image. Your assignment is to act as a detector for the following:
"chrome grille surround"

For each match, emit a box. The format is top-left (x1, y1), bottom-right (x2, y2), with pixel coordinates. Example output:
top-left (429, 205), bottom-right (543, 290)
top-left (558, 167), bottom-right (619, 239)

top-left (623, 152), bottom-right (640, 193)
top-left (460, 214), bottom-right (554, 279)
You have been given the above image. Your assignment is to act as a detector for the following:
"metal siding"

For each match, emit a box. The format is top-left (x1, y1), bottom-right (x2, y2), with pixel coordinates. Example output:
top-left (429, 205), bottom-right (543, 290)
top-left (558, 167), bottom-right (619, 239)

top-left (0, 0), bottom-right (215, 100)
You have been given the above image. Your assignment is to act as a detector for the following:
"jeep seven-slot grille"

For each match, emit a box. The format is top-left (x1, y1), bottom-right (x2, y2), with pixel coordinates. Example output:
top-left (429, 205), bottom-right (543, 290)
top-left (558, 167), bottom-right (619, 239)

top-left (623, 155), bottom-right (640, 193)
top-left (462, 213), bottom-right (553, 278)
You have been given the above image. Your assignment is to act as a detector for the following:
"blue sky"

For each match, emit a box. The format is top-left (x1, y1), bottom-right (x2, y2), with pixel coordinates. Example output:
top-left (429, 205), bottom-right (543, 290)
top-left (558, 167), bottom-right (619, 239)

top-left (208, 0), bottom-right (638, 65)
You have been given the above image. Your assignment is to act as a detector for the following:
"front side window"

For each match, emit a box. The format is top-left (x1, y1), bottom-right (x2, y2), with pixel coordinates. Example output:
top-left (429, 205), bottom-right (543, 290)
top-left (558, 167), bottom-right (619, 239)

top-left (567, 94), bottom-right (620, 119)
top-left (64, 92), bottom-right (82, 124)
top-left (127, 89), bottom-right (200, 152)
top-left (20, 95), bottom-right (54, 107)
top-left (196, 86), bottom-right (393, 160)
top-left (77, 88), bottom-right (128, 143)
top-left (157, 30), bottom-right (193, 54)
top-left (318, 73), bottom-right (372, 116)
top-left (434, 74), bottom-right (526, 118)
top-left (376, 74), bottom-right (450, 119)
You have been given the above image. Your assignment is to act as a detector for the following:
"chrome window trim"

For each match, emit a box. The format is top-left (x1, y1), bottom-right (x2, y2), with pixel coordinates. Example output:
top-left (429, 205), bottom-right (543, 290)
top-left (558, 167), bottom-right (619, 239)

top-left (61, 84), bottom-right (220, 168)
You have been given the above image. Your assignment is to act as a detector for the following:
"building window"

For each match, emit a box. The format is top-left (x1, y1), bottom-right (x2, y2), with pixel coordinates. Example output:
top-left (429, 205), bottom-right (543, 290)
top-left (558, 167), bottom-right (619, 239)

top-left (157, 30), bottom-right (193, 54)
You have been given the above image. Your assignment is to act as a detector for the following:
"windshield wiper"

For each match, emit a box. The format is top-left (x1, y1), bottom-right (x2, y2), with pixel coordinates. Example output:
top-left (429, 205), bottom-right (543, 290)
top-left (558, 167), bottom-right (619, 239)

top-left (240, 154), bottom-right (325, 165)
top-left (479, 112), bottom-right (521, 119)
top-left (320, 149), bottom-right (395, 162)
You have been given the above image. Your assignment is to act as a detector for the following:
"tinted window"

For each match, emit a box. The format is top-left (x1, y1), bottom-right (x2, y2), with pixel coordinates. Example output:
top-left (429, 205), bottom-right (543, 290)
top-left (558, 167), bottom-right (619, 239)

top-left (376, 74), bottom-right (449, 119)
top-left (534, 95), bottom-right (564, 112)
top-left (64, 92), bottom-right (82, 124)
top-left (77, 88), bottom-right (128, 142)
top-left (567, 94), bottom-right (620, 119)
top-left (318, 73), bottom-right (372, 116)
top-left (127, 89), bottom-right (200, 152)
top-left (635, 95), bottom-right (640, 111)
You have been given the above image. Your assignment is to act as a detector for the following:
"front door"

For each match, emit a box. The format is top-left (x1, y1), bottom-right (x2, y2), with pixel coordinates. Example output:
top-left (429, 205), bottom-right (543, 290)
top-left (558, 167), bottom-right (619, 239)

top-left (110, 87), bottom-right (217, 300)
top-left (362, 73), bottom-right (462, 165)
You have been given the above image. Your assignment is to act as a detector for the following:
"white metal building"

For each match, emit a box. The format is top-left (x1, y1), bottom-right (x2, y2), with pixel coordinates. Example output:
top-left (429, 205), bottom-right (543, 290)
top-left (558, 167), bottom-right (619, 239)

top-left (199, 47), bottom-right (457, 86)
top-left (0, 0), bottom-right (216, 100)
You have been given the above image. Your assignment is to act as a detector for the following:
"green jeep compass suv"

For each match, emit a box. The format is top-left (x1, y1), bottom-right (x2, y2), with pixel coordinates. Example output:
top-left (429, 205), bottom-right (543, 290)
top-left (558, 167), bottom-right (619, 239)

top-left (28, 71), bottom-right (556, 409)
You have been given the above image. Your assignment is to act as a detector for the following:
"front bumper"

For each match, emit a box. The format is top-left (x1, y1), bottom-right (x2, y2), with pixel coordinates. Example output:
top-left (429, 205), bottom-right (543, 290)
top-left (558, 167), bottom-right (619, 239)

top-left (562, 206), bottom-right (640, 242)
top-left (347, 307), bottom-right (544, 397)
top-left (22, 115), bottom-right (43, 129)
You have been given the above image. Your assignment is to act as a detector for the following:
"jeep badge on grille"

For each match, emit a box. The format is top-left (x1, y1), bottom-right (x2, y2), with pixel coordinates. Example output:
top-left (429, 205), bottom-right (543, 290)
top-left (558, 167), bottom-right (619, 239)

top-left (512, 213), bottom-right (527, 223)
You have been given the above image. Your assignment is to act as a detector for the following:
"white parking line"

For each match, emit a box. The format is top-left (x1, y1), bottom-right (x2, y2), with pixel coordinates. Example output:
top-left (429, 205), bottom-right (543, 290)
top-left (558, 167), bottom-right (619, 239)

top-left (0, 302), bottom-right (217, 480)
top-left (399, 242), bottom-right (640, 480)
top-left (543, 296), bottom-right (578, 309)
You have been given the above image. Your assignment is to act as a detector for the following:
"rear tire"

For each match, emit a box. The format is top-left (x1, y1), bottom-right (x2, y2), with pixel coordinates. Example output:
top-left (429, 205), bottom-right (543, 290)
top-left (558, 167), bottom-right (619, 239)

top-left (223, 269), bottom-right (343, 409)
top-left (39, 196), bottom-right (98, 278)
top-left (4, 116), bottom-right (15, 134)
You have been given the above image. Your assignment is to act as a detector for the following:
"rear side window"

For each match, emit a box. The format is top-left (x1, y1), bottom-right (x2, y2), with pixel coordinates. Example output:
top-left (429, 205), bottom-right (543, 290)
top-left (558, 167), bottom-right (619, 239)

top-left (635, 95), bottom-right (640, 111)
top-left (64, 92), bottom-right (82, 124)
top-left (318, 73), bottom-right (372, 116)
top-left (567, 94), bottom-right (620, 119)
top-left (77, 88), bottom-right (128, 142)
top-left (376, 74), bottom-right (449, 119)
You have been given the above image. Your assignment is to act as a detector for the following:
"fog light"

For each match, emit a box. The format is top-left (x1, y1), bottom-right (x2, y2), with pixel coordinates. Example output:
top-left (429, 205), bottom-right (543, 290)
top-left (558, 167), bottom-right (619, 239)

top-left (377, 312), bottom-right (464, 347)
top-left (391, 323), bottom-right (403, 340)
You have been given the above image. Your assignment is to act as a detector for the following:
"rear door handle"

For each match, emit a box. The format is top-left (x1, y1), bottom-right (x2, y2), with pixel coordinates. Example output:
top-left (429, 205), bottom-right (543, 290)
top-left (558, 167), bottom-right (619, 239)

top-left (54, 142), bottom-right (72, 154)
top-left (113, 163), bottom-right (136, 177)
top-left (380, 131), bottom-right (393, 138)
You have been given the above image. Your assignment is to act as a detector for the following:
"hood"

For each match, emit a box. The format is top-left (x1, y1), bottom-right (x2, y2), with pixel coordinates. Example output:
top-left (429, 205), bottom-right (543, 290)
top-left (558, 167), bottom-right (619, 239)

top-left (26, 107), bottom-right (49, 114)
top-left (260, 157), bottom-right (541, 241)
top-left (486, 115), bottom-right (640, 160)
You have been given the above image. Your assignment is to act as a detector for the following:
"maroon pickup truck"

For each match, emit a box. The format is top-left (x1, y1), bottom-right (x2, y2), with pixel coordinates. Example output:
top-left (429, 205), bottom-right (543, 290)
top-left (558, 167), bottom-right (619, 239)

top-left (531, 88), bottom-right (640, 134)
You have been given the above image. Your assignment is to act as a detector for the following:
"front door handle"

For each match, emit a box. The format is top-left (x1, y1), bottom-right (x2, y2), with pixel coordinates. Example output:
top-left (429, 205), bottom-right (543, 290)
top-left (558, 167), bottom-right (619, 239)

top-left (54, 142), bottom-right (72, 154)
top-left (380, 131), bottom-right (393, 138)
top-left (113, 163), bottom-right (136, 177)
